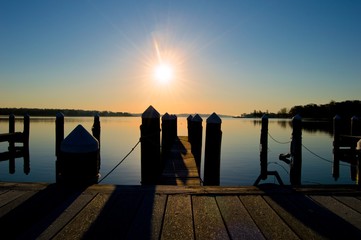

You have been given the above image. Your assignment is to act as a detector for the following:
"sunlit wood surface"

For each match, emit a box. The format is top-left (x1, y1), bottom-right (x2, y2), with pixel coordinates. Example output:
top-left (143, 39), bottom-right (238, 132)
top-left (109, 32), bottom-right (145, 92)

top-left (1, 183), bottom-right (361, 239)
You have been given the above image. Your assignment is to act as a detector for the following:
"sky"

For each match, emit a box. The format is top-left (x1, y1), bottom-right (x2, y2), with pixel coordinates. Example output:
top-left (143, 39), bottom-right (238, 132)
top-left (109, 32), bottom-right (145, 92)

top-left (1, 0), bottom-right (360, 116)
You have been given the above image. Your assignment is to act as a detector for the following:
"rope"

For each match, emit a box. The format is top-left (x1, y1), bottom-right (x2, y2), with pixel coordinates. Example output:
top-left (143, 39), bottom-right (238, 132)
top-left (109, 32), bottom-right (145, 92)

top-left (98, 130), bottom-right (161, 183)
top-left (98, 139), bottom-right (140, 183)
top-left (268, 132), bottom-right (292, 144)
top-left (302, 144), bottom-right (351, 167)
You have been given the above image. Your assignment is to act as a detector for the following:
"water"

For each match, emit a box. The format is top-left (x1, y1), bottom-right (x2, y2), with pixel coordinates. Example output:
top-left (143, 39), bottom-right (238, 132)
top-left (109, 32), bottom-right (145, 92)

top-left (0, 116), bottom-right (356, 185)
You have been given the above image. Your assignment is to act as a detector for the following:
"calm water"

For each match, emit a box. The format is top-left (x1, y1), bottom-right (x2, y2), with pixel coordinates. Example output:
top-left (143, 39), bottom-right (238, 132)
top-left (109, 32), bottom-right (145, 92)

top-left (0, 116), bottom-right (356, 185)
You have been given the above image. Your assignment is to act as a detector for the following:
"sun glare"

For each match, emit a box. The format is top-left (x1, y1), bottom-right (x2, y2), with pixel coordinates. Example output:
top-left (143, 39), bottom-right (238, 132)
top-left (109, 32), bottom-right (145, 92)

top-left (154, 63), bottom-right (173, 84)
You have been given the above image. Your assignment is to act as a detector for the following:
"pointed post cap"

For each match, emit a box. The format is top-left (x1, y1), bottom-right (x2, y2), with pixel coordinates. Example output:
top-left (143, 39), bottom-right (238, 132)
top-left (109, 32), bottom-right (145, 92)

top-left (61, 125), bottom-right (99, 153)
top-left (192, 114), bottom-right (203, 122)
top-left (56, 112), bottom-right (64, 118)
top-left (162, 112), bottom-right (170, 120)
top-left (187, 115), bottom-right (193, 120)
top-left (142, 105), bottom-right (160, 119)
top-left (206, 112), bottom-right (222, 124)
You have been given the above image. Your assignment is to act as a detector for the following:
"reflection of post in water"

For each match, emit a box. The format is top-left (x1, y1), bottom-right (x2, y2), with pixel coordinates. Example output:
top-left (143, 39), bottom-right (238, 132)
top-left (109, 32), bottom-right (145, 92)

top-left (0, 114), bottom-right (30, 174)
top-left (254, 114), bottom-right (284, 186)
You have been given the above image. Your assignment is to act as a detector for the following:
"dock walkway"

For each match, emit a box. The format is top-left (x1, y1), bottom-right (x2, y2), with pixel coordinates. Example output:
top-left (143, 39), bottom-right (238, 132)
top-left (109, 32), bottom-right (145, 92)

top-left (159, 136), bottom-right (201, 186)
top-left (0, 182), bottom-right (361, 239)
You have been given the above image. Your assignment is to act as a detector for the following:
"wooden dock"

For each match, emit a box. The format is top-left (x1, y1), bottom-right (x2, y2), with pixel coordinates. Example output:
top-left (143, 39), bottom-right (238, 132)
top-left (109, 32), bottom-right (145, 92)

top-left (159, 136), bottom-right (201, 186)
top-left (0, 182), bottom-right (361, 239)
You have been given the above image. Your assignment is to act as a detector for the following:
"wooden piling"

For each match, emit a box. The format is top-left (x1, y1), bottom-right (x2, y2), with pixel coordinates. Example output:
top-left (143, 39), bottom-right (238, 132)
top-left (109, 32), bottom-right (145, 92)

top-left (260, 114), bottom-right (268, 180)
top-left (161, 113), bottom-right (171, 155)
top-left (290, 114), bottom-right (302, 185)
top-left (140, 106), bottom-right (161, 185)
top-left (92, 114), bottom-right (101, 147)
top-left (187, 115), bottom-right (193, 143)
top-left (351, 116), bottom-right (361, 136)
top-left (55, 112), bottom-right (64, 157)
top-left (191, 114), bottom-right (203, 174)
top-left (204, 113), bottom-right (222, 186)
top-left (333, 115), bottom-right (341, 180)
top-left (23, 114), bottom-right (30, 148)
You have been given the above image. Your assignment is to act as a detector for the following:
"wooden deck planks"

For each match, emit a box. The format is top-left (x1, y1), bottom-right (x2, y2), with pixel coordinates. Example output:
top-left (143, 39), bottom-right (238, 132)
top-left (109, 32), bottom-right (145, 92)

top-left (192, 195), bottom-right (229, 240)
top-left (161, 195), bottom-right (194, 240)
top-left (0, 183), bottom-right (361, 239)
top-left (216, 196), bottom-right (265, 239)
top-left (159, 136), bottom-right (200, 186)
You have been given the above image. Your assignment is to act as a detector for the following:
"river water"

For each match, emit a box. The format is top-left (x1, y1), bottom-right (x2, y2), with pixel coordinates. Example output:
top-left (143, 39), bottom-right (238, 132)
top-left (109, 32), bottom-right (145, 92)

top-left (0, 116), bottom-right (356, 185)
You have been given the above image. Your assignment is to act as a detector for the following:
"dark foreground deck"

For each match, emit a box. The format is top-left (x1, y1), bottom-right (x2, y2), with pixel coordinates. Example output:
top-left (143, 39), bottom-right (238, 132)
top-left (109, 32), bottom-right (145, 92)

top-left (1, 183), bottom-right (361, 239)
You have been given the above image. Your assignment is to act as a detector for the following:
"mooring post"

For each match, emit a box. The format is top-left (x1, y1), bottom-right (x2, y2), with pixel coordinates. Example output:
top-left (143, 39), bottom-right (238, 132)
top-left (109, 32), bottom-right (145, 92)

top-left (171, 114), bottom-right (177, 140)
top-left (57, 125), bottom-right (100, 185)
top-left (351, 116), bottom-right (361, 136)
top-left (357, 140), bottom-right (361, 186)
top-left (333, 115), bottom-right (341, 180)
top-left (140, 105), bottom-right (161, 185)
top-left (191, 114), bottom-right (203, 173)
top-left (187, 115), bottom-right (193, 143)
top-left (203, 113), bottom-right (222, 186)
top-left (23, 114), bottom-right (30, 148)
top-left (92, 114), bottom-right (101, 147)
top-left (55, 112), bottom-right (64, 157)
top-left (8, 114), bottom-right (15, 151)
top-left (260, 114), bottom-right (268, 180)
top-left (290, 114), bottom-right (302, 185)
top-left (161, 113), bottom-right (171, 155)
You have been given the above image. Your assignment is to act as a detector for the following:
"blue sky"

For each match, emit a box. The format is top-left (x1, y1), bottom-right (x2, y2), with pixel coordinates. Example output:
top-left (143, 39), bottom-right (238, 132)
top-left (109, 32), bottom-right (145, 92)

top-left (1, 0), bottom-right (360, 115)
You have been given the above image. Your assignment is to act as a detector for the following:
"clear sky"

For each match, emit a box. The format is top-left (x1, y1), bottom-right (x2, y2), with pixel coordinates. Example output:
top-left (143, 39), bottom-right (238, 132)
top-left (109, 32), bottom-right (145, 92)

top-left (1, 0), bottom-right (360, 116)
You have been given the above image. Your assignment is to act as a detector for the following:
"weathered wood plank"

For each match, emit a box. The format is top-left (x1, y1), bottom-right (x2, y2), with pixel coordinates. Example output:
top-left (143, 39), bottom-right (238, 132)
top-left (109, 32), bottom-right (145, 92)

top-left (0, 190), bottom-right (37, 218)
top-left (241, 195), bottom-right (299, 240)
top-left (0, 185), bottom-right (78, 238)
top-left (263, 195), bottom-right (325, 240)
top-left (81, 191), bottom-right (144, 239)
top-left (192, 195), bottom-right (229, 240)
top-left (161, 195), bottom-right (194, 240)
top-left (126, 193), bottom-right (167, 240)
top-left (310, 195), bottom-right (361, 230)
top-left (53, 193), bottom-right (112, 239)
top-left (333, 196), bottom-right (361, 214)
top-left (21, 191), bottom-right (97, 240)
top-left (216, 195), bottom-right (265, 239)
top-left (0, 190), bottom-right (28, 208)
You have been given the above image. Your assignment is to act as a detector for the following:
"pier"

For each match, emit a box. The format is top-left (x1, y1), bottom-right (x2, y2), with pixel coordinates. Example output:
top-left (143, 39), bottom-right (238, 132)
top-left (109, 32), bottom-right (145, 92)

top-left (0, 182), bottom-right (361, 239)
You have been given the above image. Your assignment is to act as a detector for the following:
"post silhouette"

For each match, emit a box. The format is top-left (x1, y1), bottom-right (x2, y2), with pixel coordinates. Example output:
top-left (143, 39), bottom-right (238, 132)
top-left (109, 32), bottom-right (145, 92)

top-left (140, 106), bottom-right (161, 185)
top-left (187, 115), bottom-right (193, 143)
top-left (333, 115), bottom-right (341, 180)
top-left (191, 114), bottom-right (203, 174)
top-left (203, 113), bottom-right (222, 186)
top-left (260, 114), bottom-right (268, 180)
top-left (290, 114), bottom-right (302, 185)
top-left (55, 112), bottom-right (64, 157)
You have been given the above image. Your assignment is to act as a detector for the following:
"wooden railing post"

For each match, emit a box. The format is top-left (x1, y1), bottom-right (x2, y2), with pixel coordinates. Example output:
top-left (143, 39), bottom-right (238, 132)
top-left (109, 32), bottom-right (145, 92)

top-left (260, 114), bottom-right (268, 180)
top-left (290, 114), bottom-right (302, 185)
top-left (140, 106), bottom-right (161, 185)
top-left (204, 113), bottom-right (222, 186)
top-left (351, 116), bottom-right (361, 136)
top-left (55, 112), bottom-right (64, 157)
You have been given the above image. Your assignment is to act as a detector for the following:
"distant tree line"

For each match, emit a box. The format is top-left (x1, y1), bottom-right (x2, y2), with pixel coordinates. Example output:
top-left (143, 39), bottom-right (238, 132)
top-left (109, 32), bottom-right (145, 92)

top-left (0, 108), bottom-right (132, 117)
top-left (241, 100), bottom-right (361, 119)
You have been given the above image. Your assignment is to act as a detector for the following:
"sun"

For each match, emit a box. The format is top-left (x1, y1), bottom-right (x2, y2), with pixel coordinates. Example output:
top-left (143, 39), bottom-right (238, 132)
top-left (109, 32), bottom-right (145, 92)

top-left (154, 63), bottom-right (173, 84)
